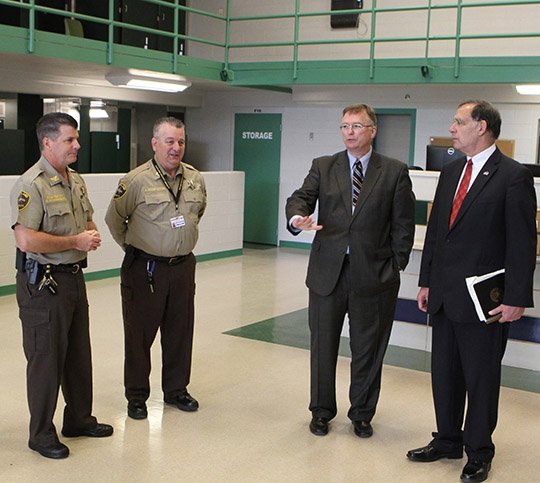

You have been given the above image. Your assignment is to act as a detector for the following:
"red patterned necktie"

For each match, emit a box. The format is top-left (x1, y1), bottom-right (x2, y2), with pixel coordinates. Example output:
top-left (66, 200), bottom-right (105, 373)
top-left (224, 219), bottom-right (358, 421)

top-left (449, 158), bottom-right (473, 228)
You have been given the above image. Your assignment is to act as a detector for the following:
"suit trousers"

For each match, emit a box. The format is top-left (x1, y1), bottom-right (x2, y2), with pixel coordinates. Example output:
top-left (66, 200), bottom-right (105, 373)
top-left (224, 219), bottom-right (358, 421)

top-left (121, 253), bottom-right (196, 402)
top-left (16, 271), bottom-right (96, 447)
top-left (308, 257), bottom-right (398, 422)
top-left (430, 309), bottom-right (509, 462)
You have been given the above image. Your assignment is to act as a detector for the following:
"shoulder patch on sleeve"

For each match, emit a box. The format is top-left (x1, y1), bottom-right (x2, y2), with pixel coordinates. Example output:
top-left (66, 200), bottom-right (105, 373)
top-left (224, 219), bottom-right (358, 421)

top-left (114, 183), bottom-right (128, 199)
top-left (17, 191), bottom-right (31, 211)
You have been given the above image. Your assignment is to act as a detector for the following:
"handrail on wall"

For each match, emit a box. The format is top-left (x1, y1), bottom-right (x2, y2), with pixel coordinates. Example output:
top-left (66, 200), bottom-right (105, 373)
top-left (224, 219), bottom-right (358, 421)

top-left (0, 0), bottom-right (539, 80)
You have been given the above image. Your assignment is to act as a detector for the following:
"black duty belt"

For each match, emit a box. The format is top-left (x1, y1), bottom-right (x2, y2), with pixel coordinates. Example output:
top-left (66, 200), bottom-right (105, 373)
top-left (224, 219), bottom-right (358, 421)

top-left (41, 259), bottom-right (87, 274)
top-left (133, 248), bottom-right (188, 266)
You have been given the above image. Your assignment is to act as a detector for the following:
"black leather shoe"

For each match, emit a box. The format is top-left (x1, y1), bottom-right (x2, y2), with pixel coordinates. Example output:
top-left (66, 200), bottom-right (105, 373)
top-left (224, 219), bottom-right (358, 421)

top-left (309, 416), bottom-right (329, 436)
top-left (62, 423), bottom-right (113, 438)
top-left (460, 460), bottom-right (491, 482)
top-left (127, 400), bottom-right (148, 420)
top-left (164, 392), bottom-right (199, 412)
top-left (407, 443), bottom-right (463, 462)
top-left (353, 420), bottom-right (373, 438)
top-left (28, 440), bottom-right (69, 459)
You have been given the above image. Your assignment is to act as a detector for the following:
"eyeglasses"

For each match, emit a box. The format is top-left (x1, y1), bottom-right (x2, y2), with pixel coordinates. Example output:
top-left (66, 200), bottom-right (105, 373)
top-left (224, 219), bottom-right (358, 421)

top-left (339, 123), bottom-right (375, 131)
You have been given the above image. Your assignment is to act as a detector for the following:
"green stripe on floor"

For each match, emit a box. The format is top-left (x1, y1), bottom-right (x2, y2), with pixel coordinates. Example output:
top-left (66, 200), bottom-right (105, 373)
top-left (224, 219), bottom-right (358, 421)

top-left (224, 308), bottom-right (540, 394)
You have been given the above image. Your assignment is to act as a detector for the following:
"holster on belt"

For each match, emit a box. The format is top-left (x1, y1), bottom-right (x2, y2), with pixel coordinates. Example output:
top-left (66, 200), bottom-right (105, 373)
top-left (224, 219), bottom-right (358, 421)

top-left (24, 258), bottom-right (42, 285)
top-left (122, 245), bottom-right (136, 270)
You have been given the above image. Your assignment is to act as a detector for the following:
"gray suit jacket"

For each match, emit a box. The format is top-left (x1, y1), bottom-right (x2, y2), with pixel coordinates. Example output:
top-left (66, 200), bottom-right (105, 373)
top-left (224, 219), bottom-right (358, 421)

top-left (286, 150), bottom-right (416, 296)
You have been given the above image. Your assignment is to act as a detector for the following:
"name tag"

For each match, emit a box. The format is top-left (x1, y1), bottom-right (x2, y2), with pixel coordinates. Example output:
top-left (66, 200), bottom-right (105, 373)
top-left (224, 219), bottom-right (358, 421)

top-left (170, 215), bottom-right (186, 229)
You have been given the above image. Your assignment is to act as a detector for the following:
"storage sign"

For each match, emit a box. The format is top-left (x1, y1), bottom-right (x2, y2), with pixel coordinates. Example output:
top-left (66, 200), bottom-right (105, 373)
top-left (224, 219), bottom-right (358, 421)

top-left (242, 131), bottom-right (273, 140)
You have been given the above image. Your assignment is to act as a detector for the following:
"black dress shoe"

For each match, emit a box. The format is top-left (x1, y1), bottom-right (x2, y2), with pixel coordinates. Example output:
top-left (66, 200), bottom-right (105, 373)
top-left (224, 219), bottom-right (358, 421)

top-left (309, 416), bottom-right (329, 436)
top-left (62, 423), bottom-right (113, 438)
top-left (28, 440), bottom-right (69, 459)
top-left (353, 420), bottom-right (373, 438)
top-left (127, 400), bottom-right (148, 420)
top-left (164, 392), bottom-right (199, 412)
top-left (407, 443), bottom-right (463, 462)
top-left (460, 460), bottom-right (491, 482)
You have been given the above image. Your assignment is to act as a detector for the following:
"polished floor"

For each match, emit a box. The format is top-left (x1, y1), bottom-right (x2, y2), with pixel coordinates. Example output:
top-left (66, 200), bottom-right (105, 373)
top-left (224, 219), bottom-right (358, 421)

top-left (0, 247), bottom-right (539, 482)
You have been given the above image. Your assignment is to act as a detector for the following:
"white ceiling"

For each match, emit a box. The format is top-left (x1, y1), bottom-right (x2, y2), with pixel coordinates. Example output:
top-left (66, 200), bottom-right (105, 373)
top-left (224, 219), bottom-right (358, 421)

top-left (0, 51), bottom-right (233, 107)
top-left (2, 51), bottom-right (540, 108)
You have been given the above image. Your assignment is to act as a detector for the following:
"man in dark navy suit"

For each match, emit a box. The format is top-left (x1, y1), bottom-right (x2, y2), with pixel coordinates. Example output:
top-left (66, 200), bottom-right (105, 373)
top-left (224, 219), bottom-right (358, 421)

top-left (407, 100), bottom-right (537, 482)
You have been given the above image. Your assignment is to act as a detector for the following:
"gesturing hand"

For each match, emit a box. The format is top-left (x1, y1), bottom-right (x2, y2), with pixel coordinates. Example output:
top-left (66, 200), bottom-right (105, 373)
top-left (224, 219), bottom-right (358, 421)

top-left (292, 216), bottom-right (323, 232)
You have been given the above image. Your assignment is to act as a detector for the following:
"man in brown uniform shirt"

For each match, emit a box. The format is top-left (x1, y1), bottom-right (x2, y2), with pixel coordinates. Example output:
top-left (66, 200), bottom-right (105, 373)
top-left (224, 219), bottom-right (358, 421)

top-left (10, 113), bottom-right (113, 459)
top-left (105, 117), bottom-right (207, 420)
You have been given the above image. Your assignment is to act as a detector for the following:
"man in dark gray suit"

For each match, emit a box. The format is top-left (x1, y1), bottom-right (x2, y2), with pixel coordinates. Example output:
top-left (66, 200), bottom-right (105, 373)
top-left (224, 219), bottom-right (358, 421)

top-left (407, 100), bottom-right (536, 483)
top-left (286, 104), bottom-right (415, 438)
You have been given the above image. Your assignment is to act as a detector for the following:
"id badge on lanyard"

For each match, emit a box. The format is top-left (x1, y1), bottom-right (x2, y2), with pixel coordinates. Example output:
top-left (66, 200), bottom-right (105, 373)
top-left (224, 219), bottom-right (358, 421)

top-left (170, 215), bottom-right (186, 229)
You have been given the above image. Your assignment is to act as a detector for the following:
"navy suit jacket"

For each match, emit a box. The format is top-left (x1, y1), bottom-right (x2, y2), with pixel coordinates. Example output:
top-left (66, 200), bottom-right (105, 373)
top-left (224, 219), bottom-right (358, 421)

top-left (419, 148), bottom-right (537, 322)
top-left (285, 150), bottom-right (416, 297)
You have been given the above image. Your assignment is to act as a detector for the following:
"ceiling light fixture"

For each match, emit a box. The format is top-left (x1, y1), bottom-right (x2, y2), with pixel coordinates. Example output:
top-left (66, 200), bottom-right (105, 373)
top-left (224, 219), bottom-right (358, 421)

top-left (516, 85), bottom-right (540, 95)
top-left (89, 108), bottom-right (109, 119)
top-left (105, 69), bottom-right (191, 93)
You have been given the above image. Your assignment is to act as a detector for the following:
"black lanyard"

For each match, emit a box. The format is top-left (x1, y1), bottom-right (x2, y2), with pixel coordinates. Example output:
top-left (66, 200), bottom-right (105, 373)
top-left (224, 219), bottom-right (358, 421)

top-left (152, 159), bottom-right (183, 210)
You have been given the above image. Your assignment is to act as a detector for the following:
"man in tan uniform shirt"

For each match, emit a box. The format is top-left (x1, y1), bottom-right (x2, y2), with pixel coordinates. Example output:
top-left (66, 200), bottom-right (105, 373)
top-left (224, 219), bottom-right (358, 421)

top-left (10, 112), bottom-right (113, 459)
top-left (105, 117), bottom-right (207, 420)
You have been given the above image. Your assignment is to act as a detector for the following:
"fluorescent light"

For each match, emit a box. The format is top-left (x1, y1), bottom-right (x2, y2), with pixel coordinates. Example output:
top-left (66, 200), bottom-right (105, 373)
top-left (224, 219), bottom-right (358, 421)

top-left (89, 108), bottom-right (109, 119)
top-left (125, 79), bottom-right (189, 92)
top-left (516, 85), bottom-right (540, 95)
top-left (90, 100), bottom-right (105, 107)
top-left (106, 69), bottom-right (191, 93)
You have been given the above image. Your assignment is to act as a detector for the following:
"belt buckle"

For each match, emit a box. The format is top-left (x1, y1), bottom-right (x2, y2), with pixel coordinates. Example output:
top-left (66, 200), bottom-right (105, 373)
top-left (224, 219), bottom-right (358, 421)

top-left (71, 264), bottom-right (80, 274)
top-left (168, 257), bottom-right (178, 265)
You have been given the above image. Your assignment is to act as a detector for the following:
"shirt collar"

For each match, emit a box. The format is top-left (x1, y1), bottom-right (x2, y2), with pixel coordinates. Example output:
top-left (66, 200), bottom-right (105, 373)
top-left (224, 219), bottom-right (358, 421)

top-left (39, 156), bottom-right (67, 186)
top-left (347, 148), bottom-right (372, 172)
top-left (469, 144), bottom-right (496, 168)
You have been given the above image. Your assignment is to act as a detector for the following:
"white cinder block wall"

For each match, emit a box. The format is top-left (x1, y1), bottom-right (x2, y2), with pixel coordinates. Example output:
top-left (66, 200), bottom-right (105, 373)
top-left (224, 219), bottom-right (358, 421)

top-left (188, 0), bottom-right (540, 61)
top-left (184, 89), bottom-right (540, 247)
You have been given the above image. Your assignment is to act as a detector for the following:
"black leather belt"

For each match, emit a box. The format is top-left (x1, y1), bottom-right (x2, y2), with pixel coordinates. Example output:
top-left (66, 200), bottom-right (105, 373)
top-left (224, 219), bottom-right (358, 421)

top-left (133, 248), bottom-right (188, 266)
top-left (41, 260), bottom-right (87, 274)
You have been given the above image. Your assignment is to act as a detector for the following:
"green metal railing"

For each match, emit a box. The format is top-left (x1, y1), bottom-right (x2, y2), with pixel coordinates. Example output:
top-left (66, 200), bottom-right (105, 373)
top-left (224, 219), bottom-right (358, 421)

top-left (0, 0), bottom-right (224, 70)
top-left (222, 0), bottom-right (540, 80)
top-left (0, 0), bottom-right (539, 82)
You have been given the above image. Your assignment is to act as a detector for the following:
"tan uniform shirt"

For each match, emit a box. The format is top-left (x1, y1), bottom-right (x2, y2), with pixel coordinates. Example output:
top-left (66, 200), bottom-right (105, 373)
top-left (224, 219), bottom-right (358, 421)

top-left (105, 160), bottom-right (207, 257)
top-left (10, 156), bottom-right (94, 265)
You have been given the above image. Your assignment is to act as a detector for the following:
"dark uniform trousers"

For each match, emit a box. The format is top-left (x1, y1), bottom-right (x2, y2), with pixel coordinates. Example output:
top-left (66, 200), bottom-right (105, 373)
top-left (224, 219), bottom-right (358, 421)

top-left (430, 308), bottom-right (510, 463)
top-left (308, 257), bottom-right (399, 422)
top-left (16, 270), bottom-right (96, 447)
top-left (121, 253), bottom-right (196, 402)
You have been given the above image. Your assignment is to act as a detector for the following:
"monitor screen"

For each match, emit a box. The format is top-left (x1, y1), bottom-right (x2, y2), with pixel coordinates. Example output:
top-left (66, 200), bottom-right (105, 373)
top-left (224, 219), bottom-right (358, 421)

top-left (522, 163), bottom-right (540, 178)
top-left (426, 145), bottom-right (464, 171)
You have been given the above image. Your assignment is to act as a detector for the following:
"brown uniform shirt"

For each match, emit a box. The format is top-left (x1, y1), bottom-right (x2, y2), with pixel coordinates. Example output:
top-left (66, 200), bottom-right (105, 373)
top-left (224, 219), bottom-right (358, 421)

top-left (10, 156), bottom-right (94, 265)
top-left (105, 160), bottom-right (207, 257)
